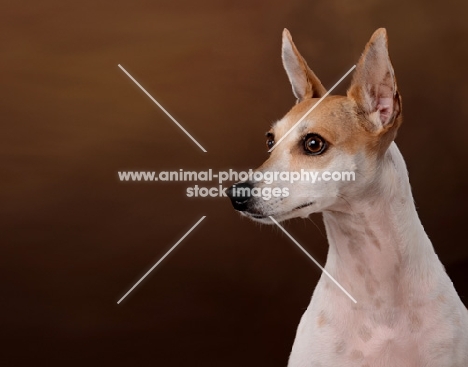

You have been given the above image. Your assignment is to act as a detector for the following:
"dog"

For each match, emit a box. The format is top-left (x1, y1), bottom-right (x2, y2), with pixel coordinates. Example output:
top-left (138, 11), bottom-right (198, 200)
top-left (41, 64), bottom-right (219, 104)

top-left (227, 28), bottom-right (468, 366)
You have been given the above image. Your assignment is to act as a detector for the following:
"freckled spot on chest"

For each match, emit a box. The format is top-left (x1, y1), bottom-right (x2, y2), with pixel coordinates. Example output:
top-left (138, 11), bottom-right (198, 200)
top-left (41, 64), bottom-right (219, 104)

top-left (317, 310), bottom-right (328, 328)
top-left (358, 324), bottom-right (373, 342)
top-left (365, 277), bottom-right (380, 295)
top-left (374, 297), bottom-right (383, 309)
top-left (408, 311), bottom-right (423, 332)
top-left (381, 309), bottom-right (398, 328)
top-left (364, 226), bottom-right (381, 250)
top-left (347, 237), bottom-right (360, 255)
top-left (356, 263), bottom-right (366, 276)
top-left (350, 349), bottom-right (364, 360)
top-left (335, 339), bottom-right (346, 354)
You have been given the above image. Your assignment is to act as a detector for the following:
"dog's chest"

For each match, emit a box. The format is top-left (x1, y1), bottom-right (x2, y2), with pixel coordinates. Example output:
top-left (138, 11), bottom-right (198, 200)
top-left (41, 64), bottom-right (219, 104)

top-left (288, 288), bottom-right (462, 367)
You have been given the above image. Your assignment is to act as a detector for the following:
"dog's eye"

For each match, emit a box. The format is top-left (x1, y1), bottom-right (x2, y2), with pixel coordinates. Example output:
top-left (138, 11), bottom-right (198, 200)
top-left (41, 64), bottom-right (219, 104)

top-left (266, 133), bottom-right (275, 150)
top-left (304, 134), bottom-right (327, 155)
top-left (266, 138), bottom-right (275, 150)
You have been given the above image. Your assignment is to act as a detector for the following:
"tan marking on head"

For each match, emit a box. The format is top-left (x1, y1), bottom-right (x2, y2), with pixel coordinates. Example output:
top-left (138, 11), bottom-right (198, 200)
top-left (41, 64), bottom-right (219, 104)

top-left (270, 95), bottom-right (378, 169)
top-left (270, 28), bottom-right (404, 179)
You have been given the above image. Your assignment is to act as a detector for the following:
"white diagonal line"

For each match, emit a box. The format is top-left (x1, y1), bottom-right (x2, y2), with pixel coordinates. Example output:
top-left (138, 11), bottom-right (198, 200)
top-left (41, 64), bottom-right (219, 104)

top-left (118, 64), bottom-right (207, 153)
top-left (117, 215), bottom-right (206, 304)
top-left (269, 216), bottom-right (357, 303)
top-left (268, 65), bottom-right (356, 152)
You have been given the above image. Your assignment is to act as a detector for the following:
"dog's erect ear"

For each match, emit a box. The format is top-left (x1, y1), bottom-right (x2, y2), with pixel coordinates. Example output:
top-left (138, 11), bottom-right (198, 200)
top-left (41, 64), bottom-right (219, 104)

top-left (282, 29), bottom-right (326, 102)
top-left (348, 28), bottom-right (401, 131)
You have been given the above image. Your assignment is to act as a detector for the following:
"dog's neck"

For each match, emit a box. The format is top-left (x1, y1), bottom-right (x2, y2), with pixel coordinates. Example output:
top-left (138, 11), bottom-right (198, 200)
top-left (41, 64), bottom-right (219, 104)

top-left (322, 143), bottom-right (442, 306)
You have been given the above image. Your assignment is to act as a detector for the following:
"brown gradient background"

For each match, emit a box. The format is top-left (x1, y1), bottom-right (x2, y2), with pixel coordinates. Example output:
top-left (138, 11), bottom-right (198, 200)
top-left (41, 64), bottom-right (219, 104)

top-left (1, 0), bottom-right (467, 366)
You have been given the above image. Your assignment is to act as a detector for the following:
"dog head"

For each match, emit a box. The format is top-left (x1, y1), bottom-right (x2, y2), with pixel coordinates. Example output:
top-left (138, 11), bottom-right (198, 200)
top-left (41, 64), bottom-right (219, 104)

top-left (227, 28), bottom-right (402, 223)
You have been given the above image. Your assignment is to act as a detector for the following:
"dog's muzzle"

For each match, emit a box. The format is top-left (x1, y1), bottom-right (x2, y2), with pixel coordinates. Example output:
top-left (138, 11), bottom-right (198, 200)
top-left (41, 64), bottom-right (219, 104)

top-left (226, 181), bottom-right (253, 212)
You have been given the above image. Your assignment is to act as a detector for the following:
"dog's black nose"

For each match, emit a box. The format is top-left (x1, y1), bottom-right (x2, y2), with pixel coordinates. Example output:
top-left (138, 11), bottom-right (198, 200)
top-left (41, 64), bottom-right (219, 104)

top-left (226, 181), bottom-right (253, 212)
